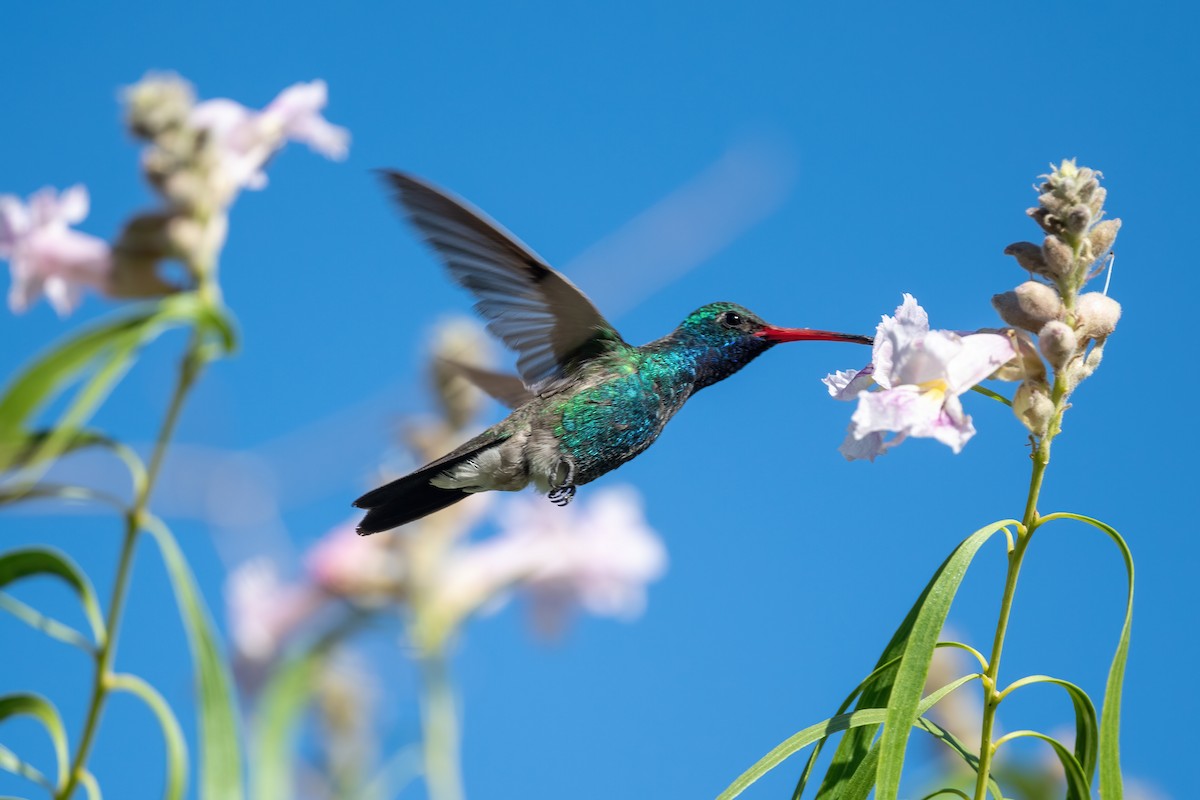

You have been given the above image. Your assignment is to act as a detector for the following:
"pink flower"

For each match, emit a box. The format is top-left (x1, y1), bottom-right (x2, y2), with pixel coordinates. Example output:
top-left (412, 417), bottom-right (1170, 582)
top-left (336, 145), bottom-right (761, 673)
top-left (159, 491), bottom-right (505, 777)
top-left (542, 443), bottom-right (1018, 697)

top-left (189, 79), bottom-right (349, 202)
top-left (1, 185), bottom-right (112, 316)
top-left (825, 294), bottom-right (1015, 461)
top-left (225, 558), bottom-right (324, 663)
top-left (437, 487), bottom-right (668, 635)
top-left (305, 518), bottom-right (406, 600)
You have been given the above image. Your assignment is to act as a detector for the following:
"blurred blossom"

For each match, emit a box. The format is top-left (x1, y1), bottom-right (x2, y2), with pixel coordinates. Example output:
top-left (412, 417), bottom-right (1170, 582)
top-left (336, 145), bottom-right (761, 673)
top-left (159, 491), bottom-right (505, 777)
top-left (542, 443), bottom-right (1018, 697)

top-left (306, 518), bottom-right (406, 601)
top-left (825, 295), bottom-right (1015, 461)
top-left (435, 486), bottom-right (667, 635)
top-left (0, 185), bottom-right (112, 316)
top-left (226, 557), bottom-right (323, 663)
top-left (189, 79), bottom-right (349, 203)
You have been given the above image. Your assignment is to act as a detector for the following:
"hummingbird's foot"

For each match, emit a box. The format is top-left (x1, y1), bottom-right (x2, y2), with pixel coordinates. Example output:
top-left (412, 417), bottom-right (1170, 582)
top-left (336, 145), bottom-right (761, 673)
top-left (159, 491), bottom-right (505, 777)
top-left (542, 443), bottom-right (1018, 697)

top-left (548, 484), bottom-right (576, 506)
top-left (547, 457), bottom-right (577, 506)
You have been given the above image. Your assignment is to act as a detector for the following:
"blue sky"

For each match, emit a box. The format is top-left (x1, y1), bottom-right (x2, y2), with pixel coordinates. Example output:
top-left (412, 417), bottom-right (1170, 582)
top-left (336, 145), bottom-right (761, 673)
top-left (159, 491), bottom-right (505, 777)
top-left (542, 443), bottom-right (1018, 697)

top-left (1, 2), bottom-right (1194, 798)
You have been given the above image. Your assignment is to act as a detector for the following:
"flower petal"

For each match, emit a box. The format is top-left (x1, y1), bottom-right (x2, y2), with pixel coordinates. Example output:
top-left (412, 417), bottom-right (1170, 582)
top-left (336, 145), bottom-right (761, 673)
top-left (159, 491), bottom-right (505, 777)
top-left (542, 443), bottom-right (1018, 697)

top-left (823, 365), bottom-right (875, 401)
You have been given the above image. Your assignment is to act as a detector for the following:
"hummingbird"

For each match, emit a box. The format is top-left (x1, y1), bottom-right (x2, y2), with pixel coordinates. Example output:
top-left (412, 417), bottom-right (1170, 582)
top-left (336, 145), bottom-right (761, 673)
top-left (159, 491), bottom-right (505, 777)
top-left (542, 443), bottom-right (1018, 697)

top-left (354, 172), bottom-right (872, 534)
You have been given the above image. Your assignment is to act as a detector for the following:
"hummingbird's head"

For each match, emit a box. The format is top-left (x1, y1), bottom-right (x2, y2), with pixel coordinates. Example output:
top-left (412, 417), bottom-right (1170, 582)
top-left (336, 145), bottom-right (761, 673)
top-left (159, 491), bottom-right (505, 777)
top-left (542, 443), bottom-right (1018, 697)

top-left (676, 302), bottom-right (873, 389)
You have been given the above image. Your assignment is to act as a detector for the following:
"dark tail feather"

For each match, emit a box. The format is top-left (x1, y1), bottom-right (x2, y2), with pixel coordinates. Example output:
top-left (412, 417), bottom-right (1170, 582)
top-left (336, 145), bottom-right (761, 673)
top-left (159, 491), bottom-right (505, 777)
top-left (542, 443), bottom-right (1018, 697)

top-left (354, 445), bottom-right (491, 535)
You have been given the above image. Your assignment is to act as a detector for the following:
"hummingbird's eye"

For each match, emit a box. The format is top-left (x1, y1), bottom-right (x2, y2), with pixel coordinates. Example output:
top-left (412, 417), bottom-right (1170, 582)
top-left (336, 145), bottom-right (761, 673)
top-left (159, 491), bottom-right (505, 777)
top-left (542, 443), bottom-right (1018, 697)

top-left (721, 311), bottom-right (744, 329)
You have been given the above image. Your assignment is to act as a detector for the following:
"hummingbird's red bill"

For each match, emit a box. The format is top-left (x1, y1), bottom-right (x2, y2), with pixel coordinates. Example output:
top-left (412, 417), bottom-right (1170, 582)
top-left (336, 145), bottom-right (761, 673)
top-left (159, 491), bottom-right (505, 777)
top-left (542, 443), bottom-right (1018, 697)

top-left (755, 325), bottom-right (874, 345)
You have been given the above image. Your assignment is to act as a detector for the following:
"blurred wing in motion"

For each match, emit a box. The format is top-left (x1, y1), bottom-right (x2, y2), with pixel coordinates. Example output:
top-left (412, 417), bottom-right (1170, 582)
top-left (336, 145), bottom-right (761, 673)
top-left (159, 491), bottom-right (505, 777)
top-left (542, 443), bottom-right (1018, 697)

top-left (380, 171), bottom-right (628, 394)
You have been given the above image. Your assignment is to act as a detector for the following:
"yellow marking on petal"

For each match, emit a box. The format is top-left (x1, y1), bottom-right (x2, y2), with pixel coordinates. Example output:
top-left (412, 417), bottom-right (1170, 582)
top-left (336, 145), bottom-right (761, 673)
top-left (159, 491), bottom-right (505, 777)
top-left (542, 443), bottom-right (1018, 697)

top-left (917, 378), bottom-right (949, 403)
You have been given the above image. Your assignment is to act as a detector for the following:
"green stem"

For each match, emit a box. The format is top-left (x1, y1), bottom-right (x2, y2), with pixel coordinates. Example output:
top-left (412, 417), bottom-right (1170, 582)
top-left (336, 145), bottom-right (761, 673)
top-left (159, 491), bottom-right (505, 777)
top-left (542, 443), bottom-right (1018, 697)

top-left (972, 370), bottom-right (1072, 800)
top-left (419, 651), bottom-right (464, 800)
top-left (56, 326), bottom-right (206, 800)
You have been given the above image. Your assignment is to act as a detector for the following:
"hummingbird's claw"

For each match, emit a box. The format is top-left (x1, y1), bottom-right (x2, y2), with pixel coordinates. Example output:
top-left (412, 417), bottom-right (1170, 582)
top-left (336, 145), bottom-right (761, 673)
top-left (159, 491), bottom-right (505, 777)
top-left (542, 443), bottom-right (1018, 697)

top-left (548, 484), bottom-right (577, 507)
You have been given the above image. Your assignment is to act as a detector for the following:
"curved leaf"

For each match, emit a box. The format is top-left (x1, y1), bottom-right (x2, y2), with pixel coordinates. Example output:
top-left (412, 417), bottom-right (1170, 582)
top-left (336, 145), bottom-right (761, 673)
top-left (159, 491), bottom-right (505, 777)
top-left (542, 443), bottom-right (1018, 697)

top-left (915, 717), bottom-right (1003, 799)
top-left (252, 644), bottom-right (323, 800)
top-left (1001, 674), bottom-right (1097, 787)
top-left (0, 742), bottom-right (53, 791)
top-left (0, 693), bottom-right (69, 788)
top-left (109, 673), bottom-right (188, 800)
top-left (0, 293), bottom-right (208, 487)
top-left (0, 482), bottom-right (126, 512)
top-left (253, 615), bottom-right (367, 800)
top-left (144, 515), bottom-right (244, 800)
top-left (813, 520), bottom-right (1013, 799)
top-left (722, 675), bottom-right (981, 800)
top-left (0, 593), bottom-right (94, 652)
top-left (873, 520), bottom-right (1014, 800)
top-left (0, 548), bottom-right (105, 646)
top-left (996, 729), bottom-right (1090, 798)
top-left (794, 641), bottom-right (986, 799)
top-left (1041, 512), bottom-right (1132, 800)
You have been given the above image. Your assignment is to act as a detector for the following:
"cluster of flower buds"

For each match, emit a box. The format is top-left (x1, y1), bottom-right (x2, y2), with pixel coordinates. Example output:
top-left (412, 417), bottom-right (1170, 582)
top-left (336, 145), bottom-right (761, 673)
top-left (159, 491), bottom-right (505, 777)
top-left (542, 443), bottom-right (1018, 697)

top-left (991, 160), bottom-right (1122, 435)
top-left (118, 73), bottom-right (348, 287)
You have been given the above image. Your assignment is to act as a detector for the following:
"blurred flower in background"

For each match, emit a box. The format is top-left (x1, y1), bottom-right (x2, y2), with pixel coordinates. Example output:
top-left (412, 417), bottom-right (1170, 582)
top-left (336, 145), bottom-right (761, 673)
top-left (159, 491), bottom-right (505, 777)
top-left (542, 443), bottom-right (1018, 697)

top-left (1, 185), bottom-right (112, 315)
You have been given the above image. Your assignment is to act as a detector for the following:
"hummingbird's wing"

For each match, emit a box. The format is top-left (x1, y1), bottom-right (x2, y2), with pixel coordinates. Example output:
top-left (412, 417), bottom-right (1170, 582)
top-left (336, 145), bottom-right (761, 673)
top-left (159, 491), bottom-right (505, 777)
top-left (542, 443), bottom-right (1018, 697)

top-left (381, 171), bottom-right (628, 394)
top-left (439, 358), bottom-right (535, 409)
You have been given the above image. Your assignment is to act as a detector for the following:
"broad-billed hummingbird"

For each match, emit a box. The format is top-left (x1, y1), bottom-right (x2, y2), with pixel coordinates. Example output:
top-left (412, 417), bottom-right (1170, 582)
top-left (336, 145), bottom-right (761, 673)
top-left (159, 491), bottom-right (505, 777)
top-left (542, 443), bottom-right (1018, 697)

top-left (354, 172), bottom-right (872, 534)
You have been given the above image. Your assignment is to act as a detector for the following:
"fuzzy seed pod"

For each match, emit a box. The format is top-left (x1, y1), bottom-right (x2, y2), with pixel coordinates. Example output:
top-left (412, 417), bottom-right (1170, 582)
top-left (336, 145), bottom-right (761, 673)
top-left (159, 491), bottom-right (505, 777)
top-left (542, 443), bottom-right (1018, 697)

top-left (1065, 205), bottom-right (1092, 235)
top-left (992, 281), bottom-right (1065, 332)
top-left (430, 318), bottom-right (492, 431)
top-left (124, 73), bottom-right (196, 140)
top-left (1078, 340), bottom-right (1106, 380)
top-left (1004, 242), bottom-right (1048, 275)
top-left (1013, 379), bottom-right (1054, 437)
top-left (988, 329), bottom-right (1045, 382)
top-left (1042, 236), bottom-right (1074, 278)
top-left (1075, 293), bottom-right (1122, 340)
top-left (1087, 219), bottom-right (1121, 261)
top-left (1038, 321), bottom-right (1078, 371)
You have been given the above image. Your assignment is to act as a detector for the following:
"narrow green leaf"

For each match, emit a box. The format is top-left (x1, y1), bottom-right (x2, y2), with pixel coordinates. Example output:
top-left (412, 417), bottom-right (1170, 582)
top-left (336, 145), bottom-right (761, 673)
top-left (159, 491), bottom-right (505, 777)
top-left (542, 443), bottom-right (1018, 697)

top-left (252, 645), bottom-right (323, 800)
top-left (719, 708), bottom-right (889, 800)
top-left (0, 429), bottom-right (147, 497)
top-left (914, 717), bottom-right (1003, 799)
top-left (919, 791), bottom-right (971, 800)
top-left (0, 548), bottom-right (105, 646)
top-left (0, 593), bottom-right (95, 652)
top-left (253, 615), bottom-right (368, 800)
top-left (815, 520), bottom-right (1013, 799)
top-left (1001, 674), bottom-right (1097, 789)
top-left (109, 673), bottom-right (188, 800)
top-left (838, 675), bottom-right (984, 800)
top-left (874, 520), bottom-right (1014, 800)
top-left (0, 693), bottom-right (70, 787)
top-left (0, 742), bottom-right (53, 791)
top-left (0, 482), bottom-right (126, 511)
top-left (145, 515), bottom-right (244, 800)
top-left (0, 293), bottom-right (207, 487)
top-left (996, 730), bottom-right (1090, 798)
top-left (1040, 512), bottom-right (1132, 800)
top-left (722, 675), bottom-right (981, 800)
top-left (80, 769), bottom-right (103, 800)
top-left (795, 642), bottom-right (984, 800)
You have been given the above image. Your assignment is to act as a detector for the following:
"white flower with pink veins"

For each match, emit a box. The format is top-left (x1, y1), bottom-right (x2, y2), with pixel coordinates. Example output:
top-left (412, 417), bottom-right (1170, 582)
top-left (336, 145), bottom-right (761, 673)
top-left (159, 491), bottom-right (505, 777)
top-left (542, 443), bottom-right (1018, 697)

top-left (0, 185), bottom-right (112, 316)
top-left (826, 294), bottom-right (1016, 461)
top-left (189, 80), bottom-right (349, 202)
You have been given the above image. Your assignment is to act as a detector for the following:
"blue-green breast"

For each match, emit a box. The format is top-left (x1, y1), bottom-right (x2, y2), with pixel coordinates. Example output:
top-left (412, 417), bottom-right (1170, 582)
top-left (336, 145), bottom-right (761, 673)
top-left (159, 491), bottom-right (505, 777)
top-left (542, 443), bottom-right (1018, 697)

top-left (551, 347), bottom-right (699, 484)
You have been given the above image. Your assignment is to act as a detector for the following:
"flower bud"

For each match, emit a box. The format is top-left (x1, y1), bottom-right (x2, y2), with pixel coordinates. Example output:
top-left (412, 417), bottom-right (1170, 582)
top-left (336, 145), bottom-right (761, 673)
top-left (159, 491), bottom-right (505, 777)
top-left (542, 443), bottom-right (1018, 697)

top-left (1038, 321), bottom-right (1078, 371)
top-left (992, 281), bottom-right (1064, 332)
top-left (1065, 205), bottom-right (1092, 235)
top-left (124, 73), bottom-right (196, 139)
top-left (987, 328), bottom-right (1045, 382)
top-left (1087, 219), bottom-right (1120, 261)
top-left (430, 318), bottom-right (492, 431)
top-left (1041, 235), bottom-right (1074, 278)
top-left (1077, 340), bottom-right (1106, 380)
top-left (1075, 292), bottom-right (1122, 340)
top-left (1013, 379), bottom-right (1054, 436)
top-left (1004, 242), bottom-right (1047, 275)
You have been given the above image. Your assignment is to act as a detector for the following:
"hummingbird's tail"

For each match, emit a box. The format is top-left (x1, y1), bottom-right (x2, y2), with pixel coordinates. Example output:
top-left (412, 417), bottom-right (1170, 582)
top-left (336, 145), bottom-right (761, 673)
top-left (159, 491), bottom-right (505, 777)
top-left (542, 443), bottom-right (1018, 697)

top-left (353, 441), bottom-right (497, 534)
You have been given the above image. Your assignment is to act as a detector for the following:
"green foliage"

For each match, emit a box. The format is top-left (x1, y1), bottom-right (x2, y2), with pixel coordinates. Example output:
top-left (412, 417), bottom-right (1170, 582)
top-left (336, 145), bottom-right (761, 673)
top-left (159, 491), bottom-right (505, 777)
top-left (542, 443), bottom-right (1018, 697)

top-left (145, 515), bottom-right (244, 800)
top-left (108, 673), bottom-right (188, 800)
top-left (0, 692), bottom-right (69, 788)
top-left (0, 547), bottom-right (106, 651)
